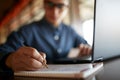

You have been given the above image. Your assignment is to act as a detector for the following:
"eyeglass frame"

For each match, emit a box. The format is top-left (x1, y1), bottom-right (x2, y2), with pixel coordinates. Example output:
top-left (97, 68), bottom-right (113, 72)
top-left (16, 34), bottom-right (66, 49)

top-left (44, 1), bottom-right (69, 10)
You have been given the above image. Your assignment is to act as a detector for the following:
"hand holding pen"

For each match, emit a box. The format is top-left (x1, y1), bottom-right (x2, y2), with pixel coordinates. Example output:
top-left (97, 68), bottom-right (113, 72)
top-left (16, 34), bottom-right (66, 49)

top-left (21, 43), bottom-right (48, 68)
top-left (5, 46), bottom-right (48, 72)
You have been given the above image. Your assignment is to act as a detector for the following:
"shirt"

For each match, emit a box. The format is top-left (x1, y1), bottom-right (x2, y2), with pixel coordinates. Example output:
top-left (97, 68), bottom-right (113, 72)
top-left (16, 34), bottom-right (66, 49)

top-left (0, 18), bottom-right (87, 64)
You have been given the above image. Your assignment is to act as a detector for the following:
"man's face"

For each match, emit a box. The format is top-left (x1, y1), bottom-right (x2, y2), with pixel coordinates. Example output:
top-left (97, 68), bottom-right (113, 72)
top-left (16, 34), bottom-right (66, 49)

top-left (44, 0), bottom-right (69, 26)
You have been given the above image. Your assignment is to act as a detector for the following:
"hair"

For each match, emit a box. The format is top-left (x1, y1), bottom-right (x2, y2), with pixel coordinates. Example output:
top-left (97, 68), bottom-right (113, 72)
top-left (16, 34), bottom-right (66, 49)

top-left (44, 0), bottom-right (70, 4)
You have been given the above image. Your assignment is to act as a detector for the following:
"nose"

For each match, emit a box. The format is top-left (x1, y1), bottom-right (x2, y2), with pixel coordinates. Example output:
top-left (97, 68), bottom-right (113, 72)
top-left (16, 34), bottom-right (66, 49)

top-left (52, 7), bottom-right (60, 16)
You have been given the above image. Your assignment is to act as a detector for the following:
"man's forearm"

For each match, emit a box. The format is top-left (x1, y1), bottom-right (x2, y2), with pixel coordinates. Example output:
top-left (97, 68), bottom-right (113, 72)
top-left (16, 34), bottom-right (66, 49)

top-left (0, 53), bottom-right (13, 71)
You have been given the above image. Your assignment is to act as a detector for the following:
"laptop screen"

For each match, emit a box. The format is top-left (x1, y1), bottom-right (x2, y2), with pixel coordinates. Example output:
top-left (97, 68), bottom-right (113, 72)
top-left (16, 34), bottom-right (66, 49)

top-left (93, 0), bottom-right (120, 61)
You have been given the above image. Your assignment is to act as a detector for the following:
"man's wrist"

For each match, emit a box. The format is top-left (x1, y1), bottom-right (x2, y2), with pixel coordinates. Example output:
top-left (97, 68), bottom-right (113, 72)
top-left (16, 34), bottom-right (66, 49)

top-left (5, 53), bottom-right (14, 69)
top-left (0, 53), bottom-right (13, 72)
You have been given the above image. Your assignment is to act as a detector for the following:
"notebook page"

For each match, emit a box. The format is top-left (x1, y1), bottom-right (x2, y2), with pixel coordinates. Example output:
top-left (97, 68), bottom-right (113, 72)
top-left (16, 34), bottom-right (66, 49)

top-left (14, 63), bottom-right (103, 78)
top-left (36, 64), bottom-right (93, 73)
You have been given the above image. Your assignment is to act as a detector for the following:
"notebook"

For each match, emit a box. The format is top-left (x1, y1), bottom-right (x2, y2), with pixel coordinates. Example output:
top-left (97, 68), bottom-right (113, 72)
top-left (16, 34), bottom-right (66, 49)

top-left (14, 62), bottom-right (103, 78)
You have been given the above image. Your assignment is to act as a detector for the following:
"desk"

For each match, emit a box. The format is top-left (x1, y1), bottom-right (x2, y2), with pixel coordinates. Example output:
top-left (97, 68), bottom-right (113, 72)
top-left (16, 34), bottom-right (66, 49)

top-left (96, 58), bottom-right (120, 80)
top-left (1, 58), bottom-right (120, 80)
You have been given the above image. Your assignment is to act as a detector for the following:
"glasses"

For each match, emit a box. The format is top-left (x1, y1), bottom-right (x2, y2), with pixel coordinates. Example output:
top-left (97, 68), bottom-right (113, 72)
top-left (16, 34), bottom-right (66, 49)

top-left (45, 1), bottom-right (68, 10)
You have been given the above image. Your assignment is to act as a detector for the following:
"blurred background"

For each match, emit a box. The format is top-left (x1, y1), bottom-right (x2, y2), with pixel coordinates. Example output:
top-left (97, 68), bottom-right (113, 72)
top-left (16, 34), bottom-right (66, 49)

top-left (0, 0), bottom-right (94, 45)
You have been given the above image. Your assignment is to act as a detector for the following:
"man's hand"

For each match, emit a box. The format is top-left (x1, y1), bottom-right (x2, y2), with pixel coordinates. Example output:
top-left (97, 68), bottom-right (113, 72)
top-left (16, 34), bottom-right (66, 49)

top-left (5, 47), bottom-right (46, 72)
top-left (78, 44), bottom-right (92, 57)
top-left (68, 44), bottom-right (92, 58)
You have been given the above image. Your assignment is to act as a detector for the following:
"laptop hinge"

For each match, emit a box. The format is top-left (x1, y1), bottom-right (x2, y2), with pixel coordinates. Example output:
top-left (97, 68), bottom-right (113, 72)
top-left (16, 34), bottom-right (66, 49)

top-left (93, 57), bottom-right (103, 63)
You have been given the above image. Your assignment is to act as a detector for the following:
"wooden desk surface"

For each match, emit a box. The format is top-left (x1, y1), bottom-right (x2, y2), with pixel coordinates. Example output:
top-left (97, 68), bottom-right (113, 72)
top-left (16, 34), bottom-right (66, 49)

top-left (1, 58), bottom-right (120, 80)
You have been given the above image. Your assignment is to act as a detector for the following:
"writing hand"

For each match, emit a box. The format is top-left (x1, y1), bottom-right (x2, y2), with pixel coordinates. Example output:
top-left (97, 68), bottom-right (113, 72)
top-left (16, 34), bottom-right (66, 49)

top-left (5, 46), bottom-right (46, 72)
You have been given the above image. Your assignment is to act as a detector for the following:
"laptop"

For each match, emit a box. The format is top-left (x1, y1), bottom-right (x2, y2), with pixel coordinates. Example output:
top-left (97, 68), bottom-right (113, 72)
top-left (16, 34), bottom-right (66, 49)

top-left (54, 0), bottom-right (120, 64)
top-left (93, 0), bottom-right (120, 61)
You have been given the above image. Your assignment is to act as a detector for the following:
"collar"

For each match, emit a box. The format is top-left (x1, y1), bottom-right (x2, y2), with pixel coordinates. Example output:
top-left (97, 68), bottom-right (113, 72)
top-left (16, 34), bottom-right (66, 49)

top-left (41, 17), bottom-right (63, 32)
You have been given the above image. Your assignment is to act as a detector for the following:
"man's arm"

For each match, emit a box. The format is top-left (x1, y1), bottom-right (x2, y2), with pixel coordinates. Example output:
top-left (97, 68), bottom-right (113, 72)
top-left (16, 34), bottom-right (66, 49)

top-left (0, 32), bottom-right (22, 71)
top-left (68, 28), bottom-right (92, 58)
top-left (0, 28), bottom-right (46, 72)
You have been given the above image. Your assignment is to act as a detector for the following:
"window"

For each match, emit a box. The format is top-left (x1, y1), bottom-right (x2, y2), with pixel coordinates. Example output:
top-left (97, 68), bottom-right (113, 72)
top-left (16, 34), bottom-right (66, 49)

top-left (67, 0), bottom-right (94, 45)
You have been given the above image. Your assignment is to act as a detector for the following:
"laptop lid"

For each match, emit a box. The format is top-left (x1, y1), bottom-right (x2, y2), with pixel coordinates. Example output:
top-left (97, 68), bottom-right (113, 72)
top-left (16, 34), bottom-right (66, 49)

top-left (54, 0), bottom-right (120, 64)
top-left (93, 0), bottom-right (120, 61)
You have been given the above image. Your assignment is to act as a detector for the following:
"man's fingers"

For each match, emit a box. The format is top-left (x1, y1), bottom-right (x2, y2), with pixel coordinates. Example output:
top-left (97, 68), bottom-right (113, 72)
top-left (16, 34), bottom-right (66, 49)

top-left (83, 45), bottom-right (89, 55)
top-left (40, 52), bottom-right (46, 59)
top-left (84, 45), bottom-right (92, 55)
top-left (79, 44), bottom-right (84, 54)
top-left (87, 46), bottom-right (92, 55)
top-left (19, 47), bottom-right (44, 62)
top-left (26, 57), bottom-right (43, 69)
top-left (79, 44), bottom-right (92, 56)
top-left (21, 56), bottom-right (43, 69)
top-left (40, 52), bottom-right (47, 64)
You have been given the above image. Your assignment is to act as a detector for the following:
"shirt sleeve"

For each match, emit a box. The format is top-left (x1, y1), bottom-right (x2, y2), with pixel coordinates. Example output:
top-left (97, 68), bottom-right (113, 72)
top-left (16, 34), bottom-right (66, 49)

top-left (0, 31), bottom-right (24, 71)
top-left (0, 23), bottom-right (34, 71)
top-left (71, 28), bottom-right (88, 47)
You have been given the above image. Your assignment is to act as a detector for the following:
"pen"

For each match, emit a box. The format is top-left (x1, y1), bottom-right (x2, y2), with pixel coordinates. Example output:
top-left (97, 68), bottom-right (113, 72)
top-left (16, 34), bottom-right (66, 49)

top-left (42, 59), bottom-right (48, 68)
top-left (40, 52), bottom-right (48, 68)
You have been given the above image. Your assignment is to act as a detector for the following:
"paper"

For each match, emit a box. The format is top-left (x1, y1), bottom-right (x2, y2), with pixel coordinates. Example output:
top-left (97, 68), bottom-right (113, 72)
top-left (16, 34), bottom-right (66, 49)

top-left (14, 63), bottom-right (103, 78)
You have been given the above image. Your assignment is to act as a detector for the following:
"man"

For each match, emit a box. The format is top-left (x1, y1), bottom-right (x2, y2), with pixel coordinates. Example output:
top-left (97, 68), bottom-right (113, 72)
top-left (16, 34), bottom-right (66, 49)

top-left (0, 0), bottom-right (92, 72)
